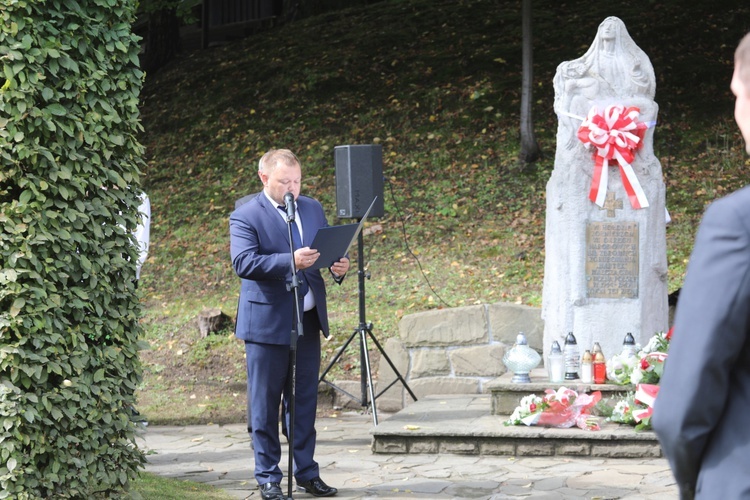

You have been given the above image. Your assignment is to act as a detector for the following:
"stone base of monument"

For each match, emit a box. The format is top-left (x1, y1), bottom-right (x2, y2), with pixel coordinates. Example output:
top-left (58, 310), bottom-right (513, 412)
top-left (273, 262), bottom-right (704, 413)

top-left (486, 368), bottom-right (633, 415)
top-left (371, 371), bottom-right (661, 458)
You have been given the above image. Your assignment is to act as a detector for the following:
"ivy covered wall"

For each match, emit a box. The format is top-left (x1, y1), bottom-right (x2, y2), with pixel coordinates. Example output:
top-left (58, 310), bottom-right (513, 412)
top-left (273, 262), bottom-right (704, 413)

top-left (0, 0), bottom-right (147, 497)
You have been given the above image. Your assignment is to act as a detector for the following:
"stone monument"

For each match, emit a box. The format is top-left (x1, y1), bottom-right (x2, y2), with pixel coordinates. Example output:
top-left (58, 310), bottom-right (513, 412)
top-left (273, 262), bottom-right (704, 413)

top-left (542, 17), bottom-right (668, 363)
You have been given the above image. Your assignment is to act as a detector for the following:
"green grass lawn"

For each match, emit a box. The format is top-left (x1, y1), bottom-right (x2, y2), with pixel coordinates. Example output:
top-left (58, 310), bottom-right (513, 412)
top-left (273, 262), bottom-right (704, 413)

top-left (133, 472), bottom-right (235, 499)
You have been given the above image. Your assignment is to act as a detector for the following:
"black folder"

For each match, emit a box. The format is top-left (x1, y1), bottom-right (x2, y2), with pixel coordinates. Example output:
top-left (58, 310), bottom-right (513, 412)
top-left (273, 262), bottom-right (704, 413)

top-left (308, 197), bottom-right (377, 270)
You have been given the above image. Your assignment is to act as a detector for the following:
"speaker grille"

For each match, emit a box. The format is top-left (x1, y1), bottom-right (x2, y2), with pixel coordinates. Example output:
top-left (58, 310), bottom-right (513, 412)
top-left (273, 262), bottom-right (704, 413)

top-left (334, 144), bottom-right (385, 219)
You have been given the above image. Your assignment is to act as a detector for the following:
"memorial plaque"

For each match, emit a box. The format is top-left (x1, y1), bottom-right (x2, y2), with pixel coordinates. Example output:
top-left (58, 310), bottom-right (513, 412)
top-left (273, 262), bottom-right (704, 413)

top-left (585, 221), bottom-right (639, 298)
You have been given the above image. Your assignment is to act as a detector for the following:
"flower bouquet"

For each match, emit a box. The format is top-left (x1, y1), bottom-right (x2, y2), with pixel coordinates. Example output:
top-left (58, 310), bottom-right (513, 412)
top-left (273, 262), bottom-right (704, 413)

top-left (606, 329), bottom-right (671, 385)
top-left (608, 393), bottom-right (638, 425)
top-left (605, 352), bottom-right (640, 384)
top-left (505, 387), bottom-right (602, 431)
top-left (630, 352), bottom-right (667, 385)
top-left (606, 383), bottom-right (659, 431)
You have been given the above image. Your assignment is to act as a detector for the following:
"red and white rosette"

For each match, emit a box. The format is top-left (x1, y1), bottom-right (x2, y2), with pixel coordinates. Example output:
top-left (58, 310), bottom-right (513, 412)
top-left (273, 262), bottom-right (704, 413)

top-left (577, 104), bottom-right (650, 209)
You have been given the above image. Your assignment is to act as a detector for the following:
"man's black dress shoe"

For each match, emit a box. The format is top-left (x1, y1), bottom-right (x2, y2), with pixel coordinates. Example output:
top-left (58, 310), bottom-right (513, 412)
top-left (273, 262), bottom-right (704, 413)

top-left (259, 482), bottom-right (285, 500)
top-left (297, 476), bottom-right (338, 497)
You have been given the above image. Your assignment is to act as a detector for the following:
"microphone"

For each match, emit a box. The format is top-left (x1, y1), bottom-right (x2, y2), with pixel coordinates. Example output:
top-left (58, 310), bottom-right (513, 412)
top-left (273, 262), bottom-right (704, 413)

top-left (283, 192), bottom-right (296, 219)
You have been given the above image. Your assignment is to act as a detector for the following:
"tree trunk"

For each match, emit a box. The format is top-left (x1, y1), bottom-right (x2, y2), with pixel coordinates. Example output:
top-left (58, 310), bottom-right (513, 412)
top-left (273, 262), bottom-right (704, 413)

top-left (519, 0), bottom-right (541, 165)
top-left (282, 0), bottom-right (301, 21)
top-left (143, 6), bottom-right (181, 73)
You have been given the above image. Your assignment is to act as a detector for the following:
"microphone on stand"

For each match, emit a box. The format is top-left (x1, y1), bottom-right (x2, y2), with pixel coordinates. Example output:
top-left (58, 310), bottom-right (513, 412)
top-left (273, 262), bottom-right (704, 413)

top-left (283, 192), bottom-right (295, 219)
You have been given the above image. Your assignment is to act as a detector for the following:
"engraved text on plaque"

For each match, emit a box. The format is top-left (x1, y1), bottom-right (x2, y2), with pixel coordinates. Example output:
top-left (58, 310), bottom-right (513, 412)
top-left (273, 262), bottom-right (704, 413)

top-left (585, 221), bottom-right (639, 298)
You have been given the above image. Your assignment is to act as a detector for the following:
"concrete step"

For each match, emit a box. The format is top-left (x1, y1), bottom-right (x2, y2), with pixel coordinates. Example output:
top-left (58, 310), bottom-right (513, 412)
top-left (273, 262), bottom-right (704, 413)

top-left (371, 394), bottom-right (661, 458)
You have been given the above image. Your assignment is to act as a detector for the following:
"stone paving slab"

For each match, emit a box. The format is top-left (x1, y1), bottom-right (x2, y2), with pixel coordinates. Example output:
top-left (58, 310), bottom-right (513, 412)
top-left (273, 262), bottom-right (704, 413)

top-left (137, 394), bottom-right (678, 499)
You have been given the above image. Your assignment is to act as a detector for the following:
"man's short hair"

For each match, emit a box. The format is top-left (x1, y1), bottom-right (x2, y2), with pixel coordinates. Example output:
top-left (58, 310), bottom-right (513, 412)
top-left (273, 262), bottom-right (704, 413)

top-left (258, 149), bottom-right (300, 173)
top-left (735, 32), bottom-right (750, 92)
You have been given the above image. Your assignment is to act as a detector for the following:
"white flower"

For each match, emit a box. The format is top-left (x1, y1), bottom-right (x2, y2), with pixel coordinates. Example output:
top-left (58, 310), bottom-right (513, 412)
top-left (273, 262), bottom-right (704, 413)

top-left (506, 394), bottom-right (544, 425)
top-left (509, 407), bottom-right (523, 422)
top-left (519, 394), bottom-right (538, 407)
top-left (638, 332), bottom-right (668, 358)
top-left (606, 353), bottom-right (641, 384)
top-left (612, 399), bottom-right (630, 418)
top-left (610, 357), bottom-right (624, 370)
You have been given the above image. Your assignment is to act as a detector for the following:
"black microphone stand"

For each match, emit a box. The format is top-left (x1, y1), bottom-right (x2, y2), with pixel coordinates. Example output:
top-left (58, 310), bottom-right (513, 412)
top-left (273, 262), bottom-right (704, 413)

top-left (283, 200), bottom-right (302, 500)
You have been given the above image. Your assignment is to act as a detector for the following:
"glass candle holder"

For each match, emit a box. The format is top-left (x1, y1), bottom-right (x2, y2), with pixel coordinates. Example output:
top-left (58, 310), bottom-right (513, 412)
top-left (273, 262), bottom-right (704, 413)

top-left (503, 333), bottom-right (541, 383)
top-left (563, 332), bottom-right (580, 380)
top-left (547, 340), bottom-right (564, 383)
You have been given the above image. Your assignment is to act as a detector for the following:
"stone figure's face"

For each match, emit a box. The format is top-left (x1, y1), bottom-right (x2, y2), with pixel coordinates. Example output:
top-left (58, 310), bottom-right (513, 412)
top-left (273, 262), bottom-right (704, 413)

top-left (600, 20), bottom-right (617, 41)
top-left (259, 160), bottom-right (302, 205)
top-left (731, 64), bottom-right (750, 154)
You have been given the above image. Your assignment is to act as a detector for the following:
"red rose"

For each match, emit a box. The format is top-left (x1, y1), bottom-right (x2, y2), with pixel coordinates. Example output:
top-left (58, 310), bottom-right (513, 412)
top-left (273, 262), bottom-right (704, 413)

top-left (640, 358), bottom-right (650, 370)
top-left (529, 403), bottom-right (537, 412)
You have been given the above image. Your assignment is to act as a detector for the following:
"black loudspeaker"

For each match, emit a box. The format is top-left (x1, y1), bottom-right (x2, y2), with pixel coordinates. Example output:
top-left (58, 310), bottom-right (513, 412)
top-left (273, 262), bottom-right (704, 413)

top-left (335, 144), bottom-right (385, 219)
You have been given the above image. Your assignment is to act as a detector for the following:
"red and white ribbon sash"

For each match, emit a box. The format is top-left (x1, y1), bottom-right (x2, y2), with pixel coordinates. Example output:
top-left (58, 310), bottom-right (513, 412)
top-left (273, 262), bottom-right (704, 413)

top-left (632, 383), bottom-right (660, 423)
top-left (577, 105), bottom-right (649, 209)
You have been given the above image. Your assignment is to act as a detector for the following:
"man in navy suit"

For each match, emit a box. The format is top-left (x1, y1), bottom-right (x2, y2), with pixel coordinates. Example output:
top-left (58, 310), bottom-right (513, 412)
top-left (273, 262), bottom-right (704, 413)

top-left (653, 32), bottom-right (750, 500)
top-left (230, 149), bottom-right (349, 499)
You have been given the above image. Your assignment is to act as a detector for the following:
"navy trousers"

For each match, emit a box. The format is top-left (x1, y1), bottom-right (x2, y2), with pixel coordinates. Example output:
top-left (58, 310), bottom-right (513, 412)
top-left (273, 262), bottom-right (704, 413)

top-left (245, 309), bottom-right (322, 484)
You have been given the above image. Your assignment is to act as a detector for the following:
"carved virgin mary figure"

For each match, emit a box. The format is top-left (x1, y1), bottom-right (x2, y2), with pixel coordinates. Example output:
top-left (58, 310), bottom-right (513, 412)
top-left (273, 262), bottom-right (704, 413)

top-left (541, 17), bottom-right (668, 364)
top-left (553, 17), bottom-right (656, 149)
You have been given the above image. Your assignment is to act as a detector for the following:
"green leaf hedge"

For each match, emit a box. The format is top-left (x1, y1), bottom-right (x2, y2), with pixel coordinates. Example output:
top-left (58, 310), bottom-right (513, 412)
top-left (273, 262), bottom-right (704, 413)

top-left (0, 0), bottom-right (147, 497)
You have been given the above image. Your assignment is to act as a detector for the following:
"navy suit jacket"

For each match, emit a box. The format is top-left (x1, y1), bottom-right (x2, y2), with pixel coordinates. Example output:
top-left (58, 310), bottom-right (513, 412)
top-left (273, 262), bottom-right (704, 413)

top-left (230, 192), bottom-right (332, 344)
top-left (653, 185), bottom-right (750, 500)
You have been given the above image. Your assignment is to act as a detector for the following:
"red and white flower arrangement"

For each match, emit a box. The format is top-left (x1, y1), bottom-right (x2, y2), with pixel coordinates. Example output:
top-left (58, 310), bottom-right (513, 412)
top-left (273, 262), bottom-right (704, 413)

top-left (606, 329), bottom-right (671, 385)
top-left (605, 327), bottom-right (672, 431)
top-left (607, 383), bottom-right (660, 431)
top-left (505, 328), bottom-right (673, 433)
top-left (505, 387), bottom-right (602, 431)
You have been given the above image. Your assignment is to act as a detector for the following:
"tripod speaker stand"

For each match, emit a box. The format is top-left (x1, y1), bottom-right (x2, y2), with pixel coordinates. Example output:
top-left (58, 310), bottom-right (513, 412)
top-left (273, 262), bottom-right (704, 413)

top-left (319, 228), bottom-right (417, 425)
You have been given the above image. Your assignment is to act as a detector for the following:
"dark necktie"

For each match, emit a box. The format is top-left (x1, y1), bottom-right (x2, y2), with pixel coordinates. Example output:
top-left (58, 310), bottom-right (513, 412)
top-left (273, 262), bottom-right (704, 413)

top-left (278, 205), bottom-right (308, 297)
top-left (291, 221), bottom-right (303, 250)
top-left (277, 205), bottom-right (303, 249)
